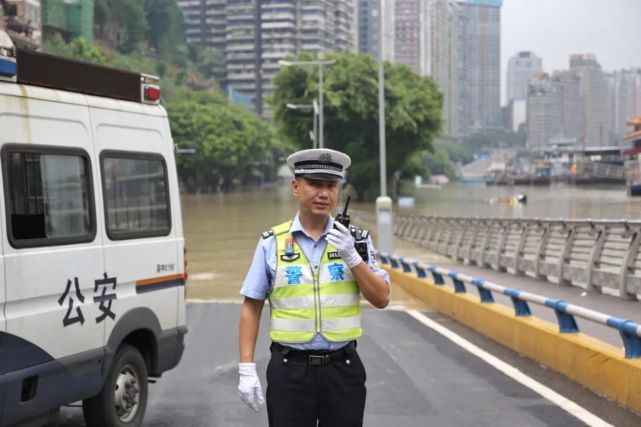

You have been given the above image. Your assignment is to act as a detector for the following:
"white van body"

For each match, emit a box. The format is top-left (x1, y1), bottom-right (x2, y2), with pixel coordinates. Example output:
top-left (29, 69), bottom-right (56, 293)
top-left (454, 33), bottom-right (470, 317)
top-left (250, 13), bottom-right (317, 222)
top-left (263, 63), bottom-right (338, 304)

top-left (0, 45), bottom-right (186, 426)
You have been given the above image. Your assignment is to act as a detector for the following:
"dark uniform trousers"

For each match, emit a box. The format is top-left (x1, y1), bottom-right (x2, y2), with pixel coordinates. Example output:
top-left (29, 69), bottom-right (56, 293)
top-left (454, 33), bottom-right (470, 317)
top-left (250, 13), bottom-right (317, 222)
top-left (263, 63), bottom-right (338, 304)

top-left (266, 342), bottom-right (367, 427)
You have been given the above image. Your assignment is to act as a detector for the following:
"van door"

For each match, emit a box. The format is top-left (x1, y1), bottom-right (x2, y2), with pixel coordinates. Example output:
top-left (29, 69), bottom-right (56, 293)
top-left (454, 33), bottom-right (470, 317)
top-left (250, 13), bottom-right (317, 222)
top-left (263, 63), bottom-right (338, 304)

top-left (0, 195), bottom-right (6, 422)
top-left (0, 96), bottom-right (105, 419)
top-left (91, 106), bottom-right (179, 353)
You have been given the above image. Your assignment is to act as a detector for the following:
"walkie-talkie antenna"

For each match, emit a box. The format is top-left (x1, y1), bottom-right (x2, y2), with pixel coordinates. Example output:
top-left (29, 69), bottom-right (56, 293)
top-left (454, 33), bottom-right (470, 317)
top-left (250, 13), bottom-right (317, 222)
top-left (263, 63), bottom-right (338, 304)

top-left (342, 196), bottom-right (351, 216)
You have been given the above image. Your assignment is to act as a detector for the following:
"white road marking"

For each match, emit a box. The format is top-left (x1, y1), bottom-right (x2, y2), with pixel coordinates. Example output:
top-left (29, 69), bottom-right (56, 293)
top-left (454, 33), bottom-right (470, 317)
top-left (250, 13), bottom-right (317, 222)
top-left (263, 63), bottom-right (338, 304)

top-left (406, 309), bottom-right (614, 427)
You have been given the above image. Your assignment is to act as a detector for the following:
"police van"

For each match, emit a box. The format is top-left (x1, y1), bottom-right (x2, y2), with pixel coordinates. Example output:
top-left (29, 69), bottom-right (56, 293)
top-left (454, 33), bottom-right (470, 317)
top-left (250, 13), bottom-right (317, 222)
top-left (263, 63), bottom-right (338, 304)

top-left (0, 30), bottom-right (187, 426)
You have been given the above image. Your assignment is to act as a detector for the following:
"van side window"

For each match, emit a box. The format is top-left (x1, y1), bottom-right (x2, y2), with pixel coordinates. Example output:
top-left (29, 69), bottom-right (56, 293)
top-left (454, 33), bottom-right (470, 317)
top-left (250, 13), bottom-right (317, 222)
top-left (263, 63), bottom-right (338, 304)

top-left (101, 152), bottom-right (171, 240)
top-left (2, 148), bottom-right (94, 247)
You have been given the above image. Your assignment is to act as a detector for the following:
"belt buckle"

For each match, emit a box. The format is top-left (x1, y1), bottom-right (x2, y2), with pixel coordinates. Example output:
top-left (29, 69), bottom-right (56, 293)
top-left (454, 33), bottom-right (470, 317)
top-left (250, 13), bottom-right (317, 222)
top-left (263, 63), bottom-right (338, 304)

top-left (308, 355), bottom-right (327, 366)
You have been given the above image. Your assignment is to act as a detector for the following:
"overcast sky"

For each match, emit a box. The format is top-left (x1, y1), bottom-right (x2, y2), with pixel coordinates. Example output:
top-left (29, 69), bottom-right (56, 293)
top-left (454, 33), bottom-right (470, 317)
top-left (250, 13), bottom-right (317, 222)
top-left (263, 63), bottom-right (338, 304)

top-left (501, 0), bottom-right (641, 103)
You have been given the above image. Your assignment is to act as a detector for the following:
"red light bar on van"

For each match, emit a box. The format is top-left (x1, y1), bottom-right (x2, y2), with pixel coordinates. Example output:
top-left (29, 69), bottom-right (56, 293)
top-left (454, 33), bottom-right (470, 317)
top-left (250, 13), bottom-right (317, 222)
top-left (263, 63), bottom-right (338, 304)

top-left (144, 85), bottom-right (160, 102)
top-left (141, 73), bottom-right (161, 104)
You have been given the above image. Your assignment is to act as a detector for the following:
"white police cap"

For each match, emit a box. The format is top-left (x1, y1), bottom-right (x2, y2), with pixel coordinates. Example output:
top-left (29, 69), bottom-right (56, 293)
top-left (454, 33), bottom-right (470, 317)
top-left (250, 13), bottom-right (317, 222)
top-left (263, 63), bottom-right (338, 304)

top-left (287, 148), bottom-right (351, 182)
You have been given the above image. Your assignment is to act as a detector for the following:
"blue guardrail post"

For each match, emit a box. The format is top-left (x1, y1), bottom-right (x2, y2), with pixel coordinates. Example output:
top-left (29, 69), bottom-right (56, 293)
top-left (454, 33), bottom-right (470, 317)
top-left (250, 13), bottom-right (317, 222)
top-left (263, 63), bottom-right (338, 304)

top-left (428, 266), bottom-right (445, 285)
top-left (400, 258), bottom-right (412, 273)
top-left (471, 278), bottom-right (494, 303)
top-left (504, 289), bottom-right (531, 316)
top-left (545, 299), bottom-right (579, 333)
top-left (606, 318), bottom-right (641, 359)
top-left (413, 261), bottom-right (427, 278)
top-left (449, 272), bottom-right (466, 293)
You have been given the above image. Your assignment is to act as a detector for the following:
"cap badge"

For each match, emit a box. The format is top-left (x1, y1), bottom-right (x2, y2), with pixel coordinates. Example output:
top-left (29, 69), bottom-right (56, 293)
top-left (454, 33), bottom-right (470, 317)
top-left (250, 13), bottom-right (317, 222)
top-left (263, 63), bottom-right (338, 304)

top-left (319, 153), bottom-right (332, 163)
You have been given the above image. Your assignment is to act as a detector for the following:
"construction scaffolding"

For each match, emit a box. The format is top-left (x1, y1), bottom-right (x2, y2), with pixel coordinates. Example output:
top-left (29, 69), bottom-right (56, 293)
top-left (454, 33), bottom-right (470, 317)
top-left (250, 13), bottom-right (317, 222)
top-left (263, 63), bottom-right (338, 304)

top-left (41, 0), bottom-right (93, 43)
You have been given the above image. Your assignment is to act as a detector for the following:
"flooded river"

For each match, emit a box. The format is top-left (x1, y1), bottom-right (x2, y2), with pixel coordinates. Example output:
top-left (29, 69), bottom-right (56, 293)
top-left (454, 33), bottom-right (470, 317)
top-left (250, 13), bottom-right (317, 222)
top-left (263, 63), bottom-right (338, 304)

top-left (182, 182), bottom-right (641, 301)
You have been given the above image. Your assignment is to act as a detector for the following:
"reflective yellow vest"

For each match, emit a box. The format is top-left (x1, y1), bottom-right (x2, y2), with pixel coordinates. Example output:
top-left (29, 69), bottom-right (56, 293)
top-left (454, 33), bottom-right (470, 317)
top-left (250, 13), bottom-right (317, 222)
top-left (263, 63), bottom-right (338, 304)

top-left (268, 220), bottom-right (362, 343)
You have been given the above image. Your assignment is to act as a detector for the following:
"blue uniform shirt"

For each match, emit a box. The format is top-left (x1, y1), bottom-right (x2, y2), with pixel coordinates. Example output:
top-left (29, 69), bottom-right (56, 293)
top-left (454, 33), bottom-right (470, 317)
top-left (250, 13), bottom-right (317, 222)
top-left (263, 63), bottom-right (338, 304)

top-left (240, 213), bottom-right (390, 350)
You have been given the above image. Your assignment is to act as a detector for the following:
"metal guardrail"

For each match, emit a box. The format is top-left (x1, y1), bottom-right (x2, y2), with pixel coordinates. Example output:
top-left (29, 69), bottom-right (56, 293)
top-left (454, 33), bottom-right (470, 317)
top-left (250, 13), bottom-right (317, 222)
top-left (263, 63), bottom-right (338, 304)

top-left (378, 252), bottom-right (641, 359)
top-left (393, 216), bottom-right (641, 300)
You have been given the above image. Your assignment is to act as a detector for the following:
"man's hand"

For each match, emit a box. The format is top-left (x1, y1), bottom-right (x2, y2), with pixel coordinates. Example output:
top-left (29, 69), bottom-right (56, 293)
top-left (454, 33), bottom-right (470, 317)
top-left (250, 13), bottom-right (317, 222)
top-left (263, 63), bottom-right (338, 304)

top-left (327, 222), bottom-right (362, 269)
top-left (238, 363), bottom-right (265, 412)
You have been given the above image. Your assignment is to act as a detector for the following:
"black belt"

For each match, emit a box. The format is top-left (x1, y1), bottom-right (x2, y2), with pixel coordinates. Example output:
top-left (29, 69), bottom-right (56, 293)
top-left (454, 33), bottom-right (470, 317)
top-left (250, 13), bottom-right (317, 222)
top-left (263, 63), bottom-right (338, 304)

top-left (270, 341), bottom-right (356, 366)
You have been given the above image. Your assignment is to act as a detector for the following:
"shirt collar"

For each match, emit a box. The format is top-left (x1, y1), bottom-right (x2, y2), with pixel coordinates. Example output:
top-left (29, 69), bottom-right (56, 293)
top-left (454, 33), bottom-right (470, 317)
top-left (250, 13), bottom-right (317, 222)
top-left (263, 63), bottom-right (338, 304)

top-left (291, 212), bottom-right (335, 239)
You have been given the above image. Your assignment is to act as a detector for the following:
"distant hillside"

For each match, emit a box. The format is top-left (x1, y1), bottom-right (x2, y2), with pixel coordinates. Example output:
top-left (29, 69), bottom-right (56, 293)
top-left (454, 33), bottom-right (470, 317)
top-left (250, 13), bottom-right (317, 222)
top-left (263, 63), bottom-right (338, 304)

top-left (42, 0), bottom-right (223, 100)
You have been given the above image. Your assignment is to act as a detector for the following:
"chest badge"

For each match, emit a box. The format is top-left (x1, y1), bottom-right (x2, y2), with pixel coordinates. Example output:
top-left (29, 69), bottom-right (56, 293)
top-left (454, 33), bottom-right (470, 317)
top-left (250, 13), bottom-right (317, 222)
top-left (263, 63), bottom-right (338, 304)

top-left (327, 251), bottom-right (341, 260)
top-left (281, 237), bottom-right (301, 262)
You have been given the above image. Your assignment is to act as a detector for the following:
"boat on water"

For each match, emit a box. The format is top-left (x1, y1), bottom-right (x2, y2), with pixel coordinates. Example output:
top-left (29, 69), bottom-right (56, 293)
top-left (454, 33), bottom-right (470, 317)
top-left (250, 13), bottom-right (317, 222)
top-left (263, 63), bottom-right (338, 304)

top-left (623, 116), bottom-right (641, 196)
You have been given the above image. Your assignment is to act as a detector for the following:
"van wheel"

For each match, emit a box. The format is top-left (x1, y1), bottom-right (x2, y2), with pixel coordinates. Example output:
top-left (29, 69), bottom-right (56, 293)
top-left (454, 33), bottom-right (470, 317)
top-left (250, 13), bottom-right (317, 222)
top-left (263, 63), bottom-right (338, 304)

top-left (82, 345), bottom-right (149, 427)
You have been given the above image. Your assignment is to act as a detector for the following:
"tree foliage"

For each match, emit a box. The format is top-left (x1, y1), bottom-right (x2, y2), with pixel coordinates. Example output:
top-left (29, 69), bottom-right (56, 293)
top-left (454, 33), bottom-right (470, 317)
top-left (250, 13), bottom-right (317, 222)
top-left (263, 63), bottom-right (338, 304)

top-left (420, 146), bottom-right (458, 179)
top-left (144, 0), bottom-right (187, 58)
top-left (94, 0), bottom-right (148, 53)
top-left (43, 36), bottom-right (107, 64)
top-left (270, 52), bottom-right (443, 200)
top-left (168, 91), bottom-right (284, 192)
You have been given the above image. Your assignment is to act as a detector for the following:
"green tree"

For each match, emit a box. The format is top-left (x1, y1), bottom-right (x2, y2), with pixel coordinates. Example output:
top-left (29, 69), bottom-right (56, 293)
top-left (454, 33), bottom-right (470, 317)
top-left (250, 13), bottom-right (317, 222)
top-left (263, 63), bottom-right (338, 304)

top-left (439, 140), bottom-right (474, 165)
top-left (144, 0), bottom-right (186, 58)
top-left (421, 146), bottom-right (458, 179)
top-left (43, 35), bottom-right (106, 64)
top-left (93, 0), bottom-right (148, 53)
top-left (189, 45), bottom-right (224, 78)
top-left (270, 52), bottom-right (442, 200)
top-left (168, 91), bottom-right (283, 192)
top-left (115, 0), bottom-right (147, 53)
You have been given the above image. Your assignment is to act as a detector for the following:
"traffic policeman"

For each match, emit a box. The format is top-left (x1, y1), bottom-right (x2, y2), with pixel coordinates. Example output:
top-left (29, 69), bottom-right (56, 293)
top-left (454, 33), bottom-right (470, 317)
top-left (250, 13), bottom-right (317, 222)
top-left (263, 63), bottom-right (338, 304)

top-left (238, 148), bottom-right (390, 426)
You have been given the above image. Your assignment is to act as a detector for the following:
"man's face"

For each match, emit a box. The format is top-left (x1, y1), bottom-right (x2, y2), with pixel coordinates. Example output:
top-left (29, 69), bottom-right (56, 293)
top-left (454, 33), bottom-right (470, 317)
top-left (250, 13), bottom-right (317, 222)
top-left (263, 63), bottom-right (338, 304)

top-left (292, 177), bottom-right (340, 217)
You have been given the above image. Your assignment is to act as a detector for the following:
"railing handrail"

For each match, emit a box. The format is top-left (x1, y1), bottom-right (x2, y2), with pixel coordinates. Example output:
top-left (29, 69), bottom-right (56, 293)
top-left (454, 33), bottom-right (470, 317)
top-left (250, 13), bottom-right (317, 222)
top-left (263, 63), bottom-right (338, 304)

top-left (390, 214), bottom-right (641, 300)
top-left (378, 252), bottom-right (641, 359)
top-left (397, 215), bottom-right (641, 228)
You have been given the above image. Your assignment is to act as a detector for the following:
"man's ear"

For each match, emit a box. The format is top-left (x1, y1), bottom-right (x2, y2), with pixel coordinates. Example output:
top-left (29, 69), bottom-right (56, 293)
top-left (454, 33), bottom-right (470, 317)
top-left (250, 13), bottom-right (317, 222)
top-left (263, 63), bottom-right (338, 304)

top-left (291, 178), bottom-right (299, 197)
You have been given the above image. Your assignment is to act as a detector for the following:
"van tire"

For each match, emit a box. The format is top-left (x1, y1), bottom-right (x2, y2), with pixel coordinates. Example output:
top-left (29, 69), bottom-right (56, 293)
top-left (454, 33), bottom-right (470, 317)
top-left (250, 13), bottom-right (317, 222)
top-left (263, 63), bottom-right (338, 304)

top-left (82, 345), bottom-right (149, 427)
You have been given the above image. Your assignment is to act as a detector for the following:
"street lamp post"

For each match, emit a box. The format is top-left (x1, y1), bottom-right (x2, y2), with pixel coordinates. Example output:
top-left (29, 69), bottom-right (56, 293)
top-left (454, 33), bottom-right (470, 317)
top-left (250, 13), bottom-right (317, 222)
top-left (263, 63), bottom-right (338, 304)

top-left (375, 0), bottom-right (393, 254)
top-left (279, 59), bottom-right (336, 149)
top-left (286, 101), bottom-right (317, 148)
top-left (313, 99), bottom-right (319, 149)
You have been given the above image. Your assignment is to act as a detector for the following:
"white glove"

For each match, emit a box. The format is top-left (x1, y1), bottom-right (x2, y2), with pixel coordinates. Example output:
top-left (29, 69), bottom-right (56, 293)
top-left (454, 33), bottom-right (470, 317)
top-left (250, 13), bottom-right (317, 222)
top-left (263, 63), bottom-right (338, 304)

top-left (238, 363), bottom-right (265, 412)
top-left (326, 221), bottom-right (362, 269)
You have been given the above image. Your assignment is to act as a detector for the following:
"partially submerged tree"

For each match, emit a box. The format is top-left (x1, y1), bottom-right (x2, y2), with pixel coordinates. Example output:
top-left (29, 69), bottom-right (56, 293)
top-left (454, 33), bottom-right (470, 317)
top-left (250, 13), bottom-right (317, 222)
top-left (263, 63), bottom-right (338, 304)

top-left (168, 91), bottom-right (283, 192)
top-left (271, 52), bottom-right (443, 200)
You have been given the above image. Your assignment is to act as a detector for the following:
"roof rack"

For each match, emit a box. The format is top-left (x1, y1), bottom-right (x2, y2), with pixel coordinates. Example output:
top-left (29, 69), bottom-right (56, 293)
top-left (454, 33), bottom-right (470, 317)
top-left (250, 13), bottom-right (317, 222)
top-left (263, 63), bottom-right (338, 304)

top-left (0, 29), bottom-right (160, 104)
top-left (16, 49), bottom-right (149, 103)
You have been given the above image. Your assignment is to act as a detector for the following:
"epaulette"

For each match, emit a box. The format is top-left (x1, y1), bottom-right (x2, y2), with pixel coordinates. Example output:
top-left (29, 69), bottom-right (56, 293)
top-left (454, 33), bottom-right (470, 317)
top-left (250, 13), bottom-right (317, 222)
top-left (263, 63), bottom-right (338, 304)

top-left (261, 230), bottom-right (274, 240)
top-left (349, 225), bottom-right (369, 241)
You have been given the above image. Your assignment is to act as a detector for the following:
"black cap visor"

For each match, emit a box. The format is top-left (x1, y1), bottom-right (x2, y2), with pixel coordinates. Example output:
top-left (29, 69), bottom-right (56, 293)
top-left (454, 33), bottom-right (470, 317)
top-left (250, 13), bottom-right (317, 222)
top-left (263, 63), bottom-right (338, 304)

top-left (295, 173), bottom-right (342, 182)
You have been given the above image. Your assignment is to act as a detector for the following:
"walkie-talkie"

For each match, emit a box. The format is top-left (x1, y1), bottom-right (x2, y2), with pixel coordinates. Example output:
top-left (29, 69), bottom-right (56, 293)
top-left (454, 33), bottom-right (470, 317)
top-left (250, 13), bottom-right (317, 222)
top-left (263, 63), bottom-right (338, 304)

top-left (334, 196), bottom-right (369, 262)
top-left (334, 196), bottom-right (351, 229)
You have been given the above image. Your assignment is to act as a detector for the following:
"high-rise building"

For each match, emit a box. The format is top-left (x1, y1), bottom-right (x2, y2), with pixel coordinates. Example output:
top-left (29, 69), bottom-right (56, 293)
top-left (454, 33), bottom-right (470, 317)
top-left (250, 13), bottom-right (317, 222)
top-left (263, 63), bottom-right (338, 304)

top-left (554, 70), bottom-right (582, 144)
top-left (507, 51), bottom-right (542, 103)
top-left (180, 0), bottom-right (225, 50)
top-left (570, 54), bottom-right (609, 147)
top-left (357, 0), bottom-right (394, 60)
top-left (425, 0), bottom-right (460, 137)
top-left (459, 0), bottom-right (501, 135)
top-left (606, 69), bottom-right (641, 140)
top-left (527, 75), bottom-right (562, 152)
top-left (394, 0), bottom-right (428, 74)
top-left (177, 0), bottom-right (357, 117)
top-left (526, 71), bottom-right (582, 151)
top-left (391, 0), bottom-right (460, 136)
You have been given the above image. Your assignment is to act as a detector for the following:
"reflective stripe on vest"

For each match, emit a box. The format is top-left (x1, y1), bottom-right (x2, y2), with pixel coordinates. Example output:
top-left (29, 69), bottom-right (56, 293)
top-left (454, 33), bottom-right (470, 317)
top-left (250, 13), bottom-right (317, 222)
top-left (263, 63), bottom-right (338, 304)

top-left (268, 220), bottom-right (362, 343)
